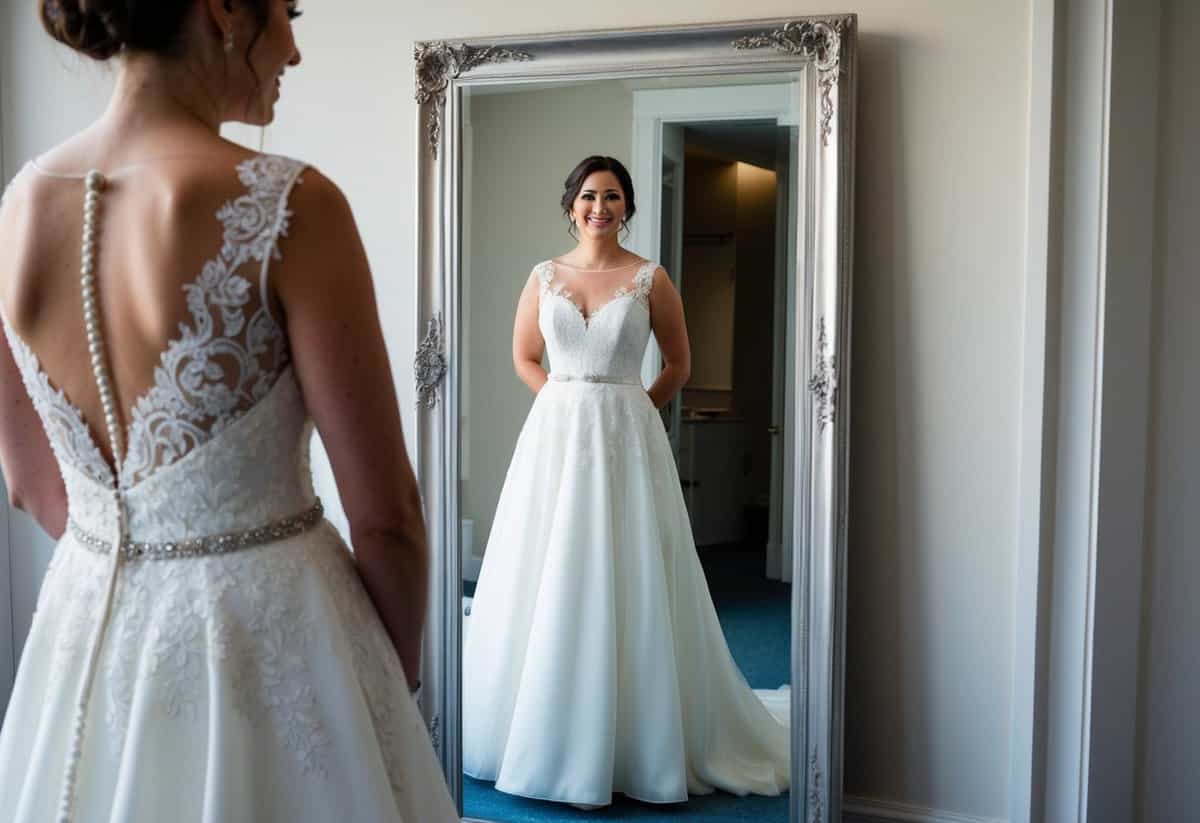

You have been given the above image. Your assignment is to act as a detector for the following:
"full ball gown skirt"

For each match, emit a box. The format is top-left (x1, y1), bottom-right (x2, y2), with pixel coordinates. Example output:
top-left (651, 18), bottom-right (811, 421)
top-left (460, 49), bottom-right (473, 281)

top-left (0, 154), bottom-right (458, 822)
top-left (461, 259), bottom-right (790, 806)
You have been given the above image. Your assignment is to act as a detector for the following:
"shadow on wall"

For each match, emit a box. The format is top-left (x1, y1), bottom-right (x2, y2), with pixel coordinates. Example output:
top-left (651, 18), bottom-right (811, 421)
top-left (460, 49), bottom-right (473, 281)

top-left (844, 30), bottom-right (912, 806)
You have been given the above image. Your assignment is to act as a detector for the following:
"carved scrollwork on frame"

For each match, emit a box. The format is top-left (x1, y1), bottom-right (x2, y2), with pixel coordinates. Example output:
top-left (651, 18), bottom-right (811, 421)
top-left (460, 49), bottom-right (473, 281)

top-left (808, 747), bottom-right (825, 823)
top-left (808, 318), bottom-right (838, 431)
top-left (414, 41), bottom-right (533, 156)
top-left (732, 18), bottom-right (850, 146)
top-left (415, 313), bottom-right (448, 408)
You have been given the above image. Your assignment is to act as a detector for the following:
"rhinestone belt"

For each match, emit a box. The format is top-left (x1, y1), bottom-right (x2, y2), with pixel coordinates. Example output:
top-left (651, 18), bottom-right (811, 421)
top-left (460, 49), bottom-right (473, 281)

top-left (548, 373), bottom-right (641, 386)
top-left (68, 499), bottom-right (324, 561)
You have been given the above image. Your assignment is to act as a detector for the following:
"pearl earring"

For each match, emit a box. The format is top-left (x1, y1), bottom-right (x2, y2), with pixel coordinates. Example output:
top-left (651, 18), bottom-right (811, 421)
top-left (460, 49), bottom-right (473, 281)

top-left (224, 31), bottom-right (235, 53)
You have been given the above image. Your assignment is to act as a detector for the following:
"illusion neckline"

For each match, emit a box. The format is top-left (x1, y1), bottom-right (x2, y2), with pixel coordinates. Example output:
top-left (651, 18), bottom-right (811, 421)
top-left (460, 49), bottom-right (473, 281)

top-left (551, 257), bottom-right (646, 273)
top-left (27, 151), bottom-right (241, 181)
top-left (28, 157), bottom-right (144, 181)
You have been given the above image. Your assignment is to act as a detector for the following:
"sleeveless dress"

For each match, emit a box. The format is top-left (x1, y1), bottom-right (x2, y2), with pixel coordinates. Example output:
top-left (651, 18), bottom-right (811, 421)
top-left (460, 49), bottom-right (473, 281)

top-left (0, 155), bottom-right (458, 822)
top-left (461, 259), bottom-right (790, 807)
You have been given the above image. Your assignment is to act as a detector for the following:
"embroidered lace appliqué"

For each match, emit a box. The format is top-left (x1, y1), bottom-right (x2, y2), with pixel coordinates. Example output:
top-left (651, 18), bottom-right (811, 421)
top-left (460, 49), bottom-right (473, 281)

top-left (35, 523), bottom-right (407, 781)
top-left (537, 260), bottom-right (657, 327)
top-left (1, 316), bottom-right (116, 488)
top-left (122, 156), bottom-right (305, 487)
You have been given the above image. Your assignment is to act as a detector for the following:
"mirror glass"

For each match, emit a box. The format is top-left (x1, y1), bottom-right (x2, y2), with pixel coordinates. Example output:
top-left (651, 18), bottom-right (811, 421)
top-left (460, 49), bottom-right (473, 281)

top-left (458, 70), bottom-right (803, 822)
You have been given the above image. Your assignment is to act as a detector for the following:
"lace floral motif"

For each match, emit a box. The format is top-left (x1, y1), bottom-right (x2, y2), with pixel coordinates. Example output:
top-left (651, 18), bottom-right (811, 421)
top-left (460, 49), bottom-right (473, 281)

top-left (121, 156), bottom-right (306, 487)
top-left (0, 315), bottom-right (116, 488)
top-left (35, 526), bottom-right (386, 779)
top-left (538, 260), bottom-right (657, 326)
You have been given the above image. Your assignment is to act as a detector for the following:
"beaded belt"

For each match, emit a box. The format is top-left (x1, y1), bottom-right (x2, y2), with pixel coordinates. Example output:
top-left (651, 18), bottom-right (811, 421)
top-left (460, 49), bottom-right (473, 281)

top-left (68, 499), bottom-right (324, 561)
top-left (548, 373), bottom-right (641, 386)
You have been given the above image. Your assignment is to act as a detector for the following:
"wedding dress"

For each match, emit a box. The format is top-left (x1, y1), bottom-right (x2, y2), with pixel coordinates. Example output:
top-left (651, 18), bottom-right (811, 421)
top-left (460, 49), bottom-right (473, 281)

top-left (0, 155), bottom-right (457, 822)
top-left (461, 259), bottom-right (790, 807)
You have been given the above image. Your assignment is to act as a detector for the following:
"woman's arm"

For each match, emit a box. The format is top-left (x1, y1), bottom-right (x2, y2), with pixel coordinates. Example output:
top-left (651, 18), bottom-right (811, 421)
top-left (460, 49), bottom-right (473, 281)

top-left (273, 170), bottom-right (426, 691)
top-left (512, 270), bottom-right (548, 394)
top-left (0, 321), bottom-right (67, 539)
top-left (646, 267), bottom-right (691, 408)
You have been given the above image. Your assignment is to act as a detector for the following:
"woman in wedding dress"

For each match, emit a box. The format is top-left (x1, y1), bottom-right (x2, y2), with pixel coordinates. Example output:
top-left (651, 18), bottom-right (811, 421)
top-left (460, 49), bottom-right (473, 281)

top-left (0, 2), bottom-right (456, 821)
top-left (462, 155), bottom-right (790, 808)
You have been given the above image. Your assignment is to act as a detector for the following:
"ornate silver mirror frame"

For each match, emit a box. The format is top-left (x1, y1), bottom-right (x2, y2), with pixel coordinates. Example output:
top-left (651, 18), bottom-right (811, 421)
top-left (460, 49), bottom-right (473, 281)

top-left (412, 15), bottom-right (856, 822)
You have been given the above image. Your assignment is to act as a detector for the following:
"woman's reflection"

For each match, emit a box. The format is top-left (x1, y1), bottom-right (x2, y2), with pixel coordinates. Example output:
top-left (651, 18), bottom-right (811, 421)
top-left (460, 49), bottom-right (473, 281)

top-left (461, 155), bottom-right (790, 809)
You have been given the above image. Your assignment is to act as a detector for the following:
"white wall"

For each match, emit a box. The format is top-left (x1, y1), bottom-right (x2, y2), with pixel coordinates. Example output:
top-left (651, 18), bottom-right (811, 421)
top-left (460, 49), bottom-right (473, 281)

top-left (1, 2), bottom-right (1036, 821)
top-left (1136, 2), bottom-right (1200, 819)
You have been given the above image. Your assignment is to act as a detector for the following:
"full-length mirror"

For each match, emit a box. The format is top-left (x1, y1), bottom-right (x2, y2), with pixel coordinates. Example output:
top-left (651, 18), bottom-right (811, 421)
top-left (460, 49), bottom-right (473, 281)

top-left (414, 17), bottom-right (855, 823)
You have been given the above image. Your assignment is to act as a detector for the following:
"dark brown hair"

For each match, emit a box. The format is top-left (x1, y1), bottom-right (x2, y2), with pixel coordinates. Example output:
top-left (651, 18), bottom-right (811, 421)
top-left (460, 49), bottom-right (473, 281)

top-left (560, 155), bottom-right (636, 238)
top-left (39, 0), bottom-right (276, 62)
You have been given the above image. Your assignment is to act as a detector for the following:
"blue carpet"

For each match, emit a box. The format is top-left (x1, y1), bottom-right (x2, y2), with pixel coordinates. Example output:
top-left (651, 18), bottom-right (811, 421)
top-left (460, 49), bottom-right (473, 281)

top-left (462, 544), bottom-right (791, 822)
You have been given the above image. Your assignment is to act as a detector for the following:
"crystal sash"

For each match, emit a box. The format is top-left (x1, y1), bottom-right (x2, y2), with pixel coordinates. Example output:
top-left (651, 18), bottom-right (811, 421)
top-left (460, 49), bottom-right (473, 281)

top-left (68, 500), bottom-right (324, 562)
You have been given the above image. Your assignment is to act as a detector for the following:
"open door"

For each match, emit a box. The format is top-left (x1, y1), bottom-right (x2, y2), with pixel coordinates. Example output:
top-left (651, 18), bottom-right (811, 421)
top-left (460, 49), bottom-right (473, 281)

top-left (767, 126), bottom-right (798, 582)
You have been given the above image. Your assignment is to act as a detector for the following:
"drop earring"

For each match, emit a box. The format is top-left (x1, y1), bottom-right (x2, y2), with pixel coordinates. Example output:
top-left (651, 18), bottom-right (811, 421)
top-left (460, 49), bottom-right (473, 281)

top-left (224, 31), bottom-right (235, 53)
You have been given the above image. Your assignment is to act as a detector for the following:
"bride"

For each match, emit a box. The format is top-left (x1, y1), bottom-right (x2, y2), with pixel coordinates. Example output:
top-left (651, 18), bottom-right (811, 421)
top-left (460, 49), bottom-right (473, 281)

top-left (462, 155), bottom-right (790, 808)
top-left (0, 0), bottom-right (455, 820)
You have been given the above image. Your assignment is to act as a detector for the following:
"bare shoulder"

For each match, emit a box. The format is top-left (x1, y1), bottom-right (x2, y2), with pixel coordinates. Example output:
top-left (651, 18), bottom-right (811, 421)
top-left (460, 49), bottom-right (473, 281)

top-left (0, 164), bottom-right (37, 231)
top-left (649, 264), bottom-right (674, 290)
top-left (271, 167), bottom-right (368, 304)
top-left (286, 165), bottom-right (353, 227)
top-left (0, 167), bottom-right (39, 306)
top-left (278, 166), bottom-right (360, 269)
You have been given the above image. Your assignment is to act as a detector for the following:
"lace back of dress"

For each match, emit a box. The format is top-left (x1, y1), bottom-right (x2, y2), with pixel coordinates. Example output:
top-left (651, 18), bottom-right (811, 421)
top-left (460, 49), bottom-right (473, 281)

top-left (119, 156), bottom-right (307, 487)
top-left (0, 156), bottom-right (308, 491)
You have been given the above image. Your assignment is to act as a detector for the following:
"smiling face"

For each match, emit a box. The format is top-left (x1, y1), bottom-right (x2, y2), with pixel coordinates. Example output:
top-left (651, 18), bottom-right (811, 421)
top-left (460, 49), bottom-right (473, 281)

top-left (225, 0), bottom-right (303, 125)
top-left (570, 171), bottom-right (629, 238)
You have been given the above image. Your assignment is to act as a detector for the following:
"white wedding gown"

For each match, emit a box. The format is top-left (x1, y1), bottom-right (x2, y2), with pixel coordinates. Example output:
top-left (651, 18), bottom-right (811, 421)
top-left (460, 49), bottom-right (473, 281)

top-left (462, 259), bottom-right (790, 807)
top-left (0, 155), bottom-right (458, 822)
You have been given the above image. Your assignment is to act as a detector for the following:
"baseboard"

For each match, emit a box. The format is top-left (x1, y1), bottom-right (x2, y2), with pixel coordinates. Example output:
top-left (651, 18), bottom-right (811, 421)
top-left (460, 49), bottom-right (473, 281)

top-left (843, 795), bottom-right (1006, 823)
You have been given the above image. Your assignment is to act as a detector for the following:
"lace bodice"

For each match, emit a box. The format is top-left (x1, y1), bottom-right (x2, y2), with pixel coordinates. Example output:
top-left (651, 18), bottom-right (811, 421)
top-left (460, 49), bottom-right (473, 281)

top-left (536, 259), bottom-right (657, 382)
top-left (0, 154), bottom-right (315, 541)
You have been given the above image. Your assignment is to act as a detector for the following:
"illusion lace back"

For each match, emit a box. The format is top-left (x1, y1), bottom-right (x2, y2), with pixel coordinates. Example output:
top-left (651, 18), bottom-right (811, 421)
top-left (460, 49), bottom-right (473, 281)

top-left (462, 257), bottom-right (790, 807)
top-left (0, 156), bottom-right (311, 541)
top-left (0, 156), bottom-right (458, 823)
top-left (120, 156), bottom-right (301, 488)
